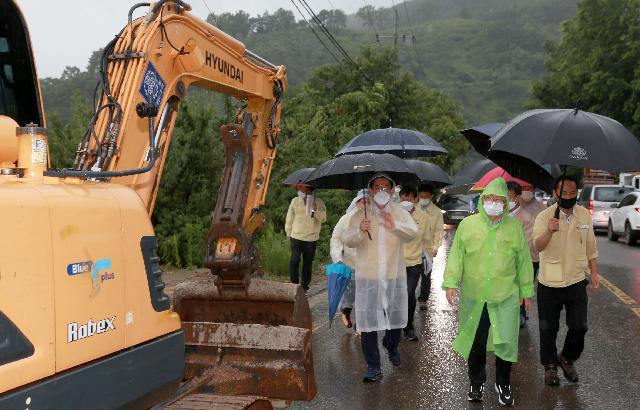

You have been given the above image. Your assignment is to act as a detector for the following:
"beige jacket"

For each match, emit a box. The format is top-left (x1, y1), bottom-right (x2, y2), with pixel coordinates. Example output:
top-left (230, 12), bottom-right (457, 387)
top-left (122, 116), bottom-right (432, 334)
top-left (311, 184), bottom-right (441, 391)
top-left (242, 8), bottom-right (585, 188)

top-left (404, 207), bottom-right (433, 266)
top-left (421, 202), bottom-right (444, 255)
top-left (285, 196), bottom-right (326, 242)
top-left (533, 205), bottom-right (598, 288)
top-left (510, 206), bottom-right (537, 262)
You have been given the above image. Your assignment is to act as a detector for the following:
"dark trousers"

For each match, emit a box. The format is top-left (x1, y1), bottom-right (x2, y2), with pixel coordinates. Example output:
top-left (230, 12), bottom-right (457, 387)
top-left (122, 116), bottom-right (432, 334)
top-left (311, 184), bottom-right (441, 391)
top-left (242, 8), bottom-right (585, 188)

top-left (418, 258), bottom-right (432, 302)
top-left (361, 329), bottom-right (402, 369)
top-left (468, 304), bottom-right (512, 386)
top-left (289, 239), bottom-right (316, 290)
top-left (537, 280), bottom-right (589, 365)
top-left (521, 261), bottom-right (540, 317)
top-left (405, 264), bottom-right (423, 331)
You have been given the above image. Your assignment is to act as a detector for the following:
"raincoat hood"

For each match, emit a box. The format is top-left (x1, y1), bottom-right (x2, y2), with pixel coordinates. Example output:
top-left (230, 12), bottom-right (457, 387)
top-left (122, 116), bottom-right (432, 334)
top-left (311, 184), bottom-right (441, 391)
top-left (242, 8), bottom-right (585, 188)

top-left (477, 177), bottom-right (510, 221)
top-left (346, 190), bottom-right (370, 214)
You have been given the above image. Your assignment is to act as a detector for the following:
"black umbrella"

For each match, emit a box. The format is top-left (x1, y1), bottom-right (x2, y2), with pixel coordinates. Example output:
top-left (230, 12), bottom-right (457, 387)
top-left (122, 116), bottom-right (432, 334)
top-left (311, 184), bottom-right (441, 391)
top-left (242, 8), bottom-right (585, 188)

top-left (489, 108), bottom-right (640, 173)
top-left (306, 153), bottom-right (418, 240)
top-left (403, 160), bottom-right (452, 188)
top-left (283, 167), bottom-right (315, 186)
top-left (305, 153), bottom-right (419, 190)
top-left (336, 127), bottom-right (448, 158)
top-left (460, 122), bottom-right (504, 155)
top-left (452, 159), bottom-right (498, 185)
top-left (488, 108), bottom-right (640, 215)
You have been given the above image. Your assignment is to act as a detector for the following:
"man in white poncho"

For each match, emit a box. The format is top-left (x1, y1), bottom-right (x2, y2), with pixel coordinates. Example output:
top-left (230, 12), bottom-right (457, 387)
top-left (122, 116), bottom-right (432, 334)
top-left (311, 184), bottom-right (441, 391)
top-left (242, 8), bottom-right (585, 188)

top-left (342, 174), bottom-right (418, 382)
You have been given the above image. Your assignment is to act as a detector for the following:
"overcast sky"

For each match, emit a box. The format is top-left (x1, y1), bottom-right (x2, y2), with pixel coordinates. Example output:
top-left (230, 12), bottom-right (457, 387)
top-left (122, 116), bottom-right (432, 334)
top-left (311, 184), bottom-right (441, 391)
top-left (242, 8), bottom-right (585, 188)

top-left (18, 0), bottom-right (393, 78)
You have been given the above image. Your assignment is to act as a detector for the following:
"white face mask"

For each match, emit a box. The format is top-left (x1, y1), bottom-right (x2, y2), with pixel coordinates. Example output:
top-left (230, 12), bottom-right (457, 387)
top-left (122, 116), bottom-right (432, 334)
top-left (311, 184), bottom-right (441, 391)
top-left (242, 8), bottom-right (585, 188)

top-left (297, 190), bottom-right (306, 198)
top-left (400, 200), bottom-right (414, 211)
top-left (373, 190), bottom-right (391, 206)
top-left (509, 201), bottom-right (517, 211)
top-left (419, 198), bottom-right (431, 207)
top-left (521, 191), bottom-right (534, 201)
top-left (483, 200), bottom-right (504, 216)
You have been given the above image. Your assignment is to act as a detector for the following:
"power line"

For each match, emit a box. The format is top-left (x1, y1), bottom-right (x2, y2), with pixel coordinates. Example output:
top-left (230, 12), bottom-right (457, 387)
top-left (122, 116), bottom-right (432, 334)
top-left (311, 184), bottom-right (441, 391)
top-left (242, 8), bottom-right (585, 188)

top-left (401, 0), bottom-right (418, 52)
top-left (297, 0), bottom-right (357, 66)
top-left (201, 0), bottom-right (212, 17)
top-left (289, 0), bottom-right (342, 64)
top-left (361, 0), bottom-right (380, 39)
top-left (292, 0), bottom-right (372, 82)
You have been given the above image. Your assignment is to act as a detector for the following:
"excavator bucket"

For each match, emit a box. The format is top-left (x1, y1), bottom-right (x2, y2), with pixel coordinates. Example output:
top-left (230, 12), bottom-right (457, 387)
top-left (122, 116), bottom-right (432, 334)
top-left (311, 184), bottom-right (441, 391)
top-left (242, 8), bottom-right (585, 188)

top-left (171, 278), bottom-right (316, 401)
top-left (166, 123), bottom-right (316, 404)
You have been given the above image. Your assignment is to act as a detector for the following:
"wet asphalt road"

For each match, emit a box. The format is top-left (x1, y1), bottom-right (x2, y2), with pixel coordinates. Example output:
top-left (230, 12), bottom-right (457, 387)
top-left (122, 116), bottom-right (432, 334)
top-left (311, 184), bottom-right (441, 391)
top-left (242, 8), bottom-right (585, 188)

top-left (294, 231), bottom-right (640, 410)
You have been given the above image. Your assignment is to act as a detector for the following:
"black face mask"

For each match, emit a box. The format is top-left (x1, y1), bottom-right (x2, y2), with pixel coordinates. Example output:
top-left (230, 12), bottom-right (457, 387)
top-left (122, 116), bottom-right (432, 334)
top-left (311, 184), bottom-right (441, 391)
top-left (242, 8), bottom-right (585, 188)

top-left (557, 196), bottom-right (577, 209)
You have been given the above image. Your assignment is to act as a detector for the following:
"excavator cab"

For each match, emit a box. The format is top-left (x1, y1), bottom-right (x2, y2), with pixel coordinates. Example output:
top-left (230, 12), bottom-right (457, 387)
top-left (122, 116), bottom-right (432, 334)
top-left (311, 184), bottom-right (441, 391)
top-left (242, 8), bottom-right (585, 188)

top-left (0, 0), bottom-right (44, 126)
top-left (0, 1), bottom-right (315, 408)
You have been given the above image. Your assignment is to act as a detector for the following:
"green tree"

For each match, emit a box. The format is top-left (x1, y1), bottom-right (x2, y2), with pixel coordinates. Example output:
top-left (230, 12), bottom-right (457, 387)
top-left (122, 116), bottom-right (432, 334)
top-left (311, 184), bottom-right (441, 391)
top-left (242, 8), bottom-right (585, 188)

top-left (530, 0), bottom-right (640, 136)
top-left (206, 11), bottom-right (251, 39)
top-left (263, 47), bottom-right (466, 262)
top-left (48, 92), bottom-right (92, 169)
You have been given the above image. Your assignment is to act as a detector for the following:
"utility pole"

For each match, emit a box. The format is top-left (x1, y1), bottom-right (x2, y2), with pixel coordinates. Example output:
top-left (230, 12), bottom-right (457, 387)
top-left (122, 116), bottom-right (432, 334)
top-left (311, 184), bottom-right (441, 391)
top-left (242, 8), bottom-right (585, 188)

top-left (374, 8), bottom-right (416, 47)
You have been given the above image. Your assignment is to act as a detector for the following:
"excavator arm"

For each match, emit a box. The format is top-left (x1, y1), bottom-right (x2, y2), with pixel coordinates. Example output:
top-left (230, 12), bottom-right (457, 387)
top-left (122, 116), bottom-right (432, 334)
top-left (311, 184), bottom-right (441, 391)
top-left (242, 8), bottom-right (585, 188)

top-left (46, 0), bottom-right (285, 291)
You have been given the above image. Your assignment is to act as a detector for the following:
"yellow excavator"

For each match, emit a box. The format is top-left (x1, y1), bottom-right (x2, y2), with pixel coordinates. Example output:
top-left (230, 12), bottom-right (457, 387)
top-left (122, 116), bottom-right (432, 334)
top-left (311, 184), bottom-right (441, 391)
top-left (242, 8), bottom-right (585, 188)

top-left (0, 1), bottom-right (315, 408)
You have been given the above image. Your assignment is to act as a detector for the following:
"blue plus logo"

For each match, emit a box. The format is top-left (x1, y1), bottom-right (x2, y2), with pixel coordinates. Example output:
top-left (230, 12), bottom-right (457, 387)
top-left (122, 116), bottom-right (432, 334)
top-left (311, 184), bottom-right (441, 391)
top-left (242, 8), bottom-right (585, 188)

top-left (67, 258), bottom-right (113, 282)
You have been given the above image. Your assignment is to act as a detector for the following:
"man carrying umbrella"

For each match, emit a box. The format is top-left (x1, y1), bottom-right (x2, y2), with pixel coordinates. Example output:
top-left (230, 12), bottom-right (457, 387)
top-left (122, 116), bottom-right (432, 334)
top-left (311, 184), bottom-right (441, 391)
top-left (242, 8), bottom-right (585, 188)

top-left (417, 183), bottom-right (444, 309)
top-left (533, 175), bottom-right (600, 386)
top-left (342, 174), bottom-right (418, 382)
top-left (285, 184), bottom-right (327, 294)
top-left (443, 178), bottom-right (534, 406)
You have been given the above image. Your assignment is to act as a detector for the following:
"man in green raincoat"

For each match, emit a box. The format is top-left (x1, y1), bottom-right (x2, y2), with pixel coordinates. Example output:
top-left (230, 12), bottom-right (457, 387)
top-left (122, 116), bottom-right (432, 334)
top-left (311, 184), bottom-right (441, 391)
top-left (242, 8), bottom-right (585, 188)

top-left (442, 178), bottom-right (534, 406)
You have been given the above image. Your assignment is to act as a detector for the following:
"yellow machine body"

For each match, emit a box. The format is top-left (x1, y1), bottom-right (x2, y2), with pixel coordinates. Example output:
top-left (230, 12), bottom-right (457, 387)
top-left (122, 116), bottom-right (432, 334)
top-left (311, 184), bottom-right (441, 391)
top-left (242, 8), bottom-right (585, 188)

top-left (0, 178), bottom-right (181, 393)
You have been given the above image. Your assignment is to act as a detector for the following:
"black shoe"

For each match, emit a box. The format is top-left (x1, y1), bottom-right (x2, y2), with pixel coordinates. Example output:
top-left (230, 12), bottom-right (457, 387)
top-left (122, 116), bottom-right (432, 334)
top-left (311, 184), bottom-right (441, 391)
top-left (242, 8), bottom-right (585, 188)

top-left (494, 383), bottom-right (514, 406)
top-left (388, 350), bottom-right (401, 366)
top-left (382, 339), bottom-right (401, 366)
top-left (467, 383), bottom-right (484, 402)
top-left (559, 355), bottom-right (579, 382)
top-left (362, 367), bottom-right (382, 382)
top-left (544, 364), bottom-right (560, 386)
top-left (403, 328), bottom-right (418, 341)
top-left (418, 300), bottom-right (428, 310)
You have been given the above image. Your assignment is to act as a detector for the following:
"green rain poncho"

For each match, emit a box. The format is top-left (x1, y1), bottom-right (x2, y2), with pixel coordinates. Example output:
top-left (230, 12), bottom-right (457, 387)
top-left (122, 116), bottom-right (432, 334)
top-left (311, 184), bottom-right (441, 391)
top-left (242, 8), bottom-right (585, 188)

top-left (442, 177), bottom-right (534, 362)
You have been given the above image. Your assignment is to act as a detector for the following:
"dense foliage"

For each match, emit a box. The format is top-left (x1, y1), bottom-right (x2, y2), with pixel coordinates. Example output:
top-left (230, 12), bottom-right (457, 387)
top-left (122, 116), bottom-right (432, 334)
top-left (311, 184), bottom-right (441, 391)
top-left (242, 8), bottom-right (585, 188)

top-left (41, 0), bottom-right (577, 124)
top-left (530, 0), bottom-right (640, 137)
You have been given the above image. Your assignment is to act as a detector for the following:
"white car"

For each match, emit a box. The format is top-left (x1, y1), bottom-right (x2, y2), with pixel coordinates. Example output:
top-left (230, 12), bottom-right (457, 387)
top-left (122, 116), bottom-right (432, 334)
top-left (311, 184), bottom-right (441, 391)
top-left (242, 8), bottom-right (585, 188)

top-left (608, 192), bottom-right (640, 245)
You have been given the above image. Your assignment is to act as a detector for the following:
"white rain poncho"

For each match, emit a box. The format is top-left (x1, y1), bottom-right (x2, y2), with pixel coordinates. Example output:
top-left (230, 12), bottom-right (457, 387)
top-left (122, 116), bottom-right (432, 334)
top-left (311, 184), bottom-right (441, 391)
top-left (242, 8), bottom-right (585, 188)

top-left (342, 202), bottom-right (418, 332)
top-left (331, 191), bottom-right (369, 269)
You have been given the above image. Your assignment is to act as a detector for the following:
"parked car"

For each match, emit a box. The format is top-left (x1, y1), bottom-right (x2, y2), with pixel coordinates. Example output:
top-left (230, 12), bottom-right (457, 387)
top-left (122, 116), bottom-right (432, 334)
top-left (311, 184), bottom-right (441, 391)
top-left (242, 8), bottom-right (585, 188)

top-left (608, 192), bottom-right (640, 245)
top-left (438, 193), bottom-right (476, 225)
top-left (535, 190), bottom-right (551, 206)
top-left (578, 185), bottom-right (634, 232)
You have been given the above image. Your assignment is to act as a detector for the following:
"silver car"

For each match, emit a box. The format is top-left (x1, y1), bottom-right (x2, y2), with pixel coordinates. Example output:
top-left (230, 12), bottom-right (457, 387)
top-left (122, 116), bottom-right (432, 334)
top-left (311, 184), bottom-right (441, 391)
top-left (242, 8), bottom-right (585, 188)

top-left (578, 185), bottom-right (634, 231)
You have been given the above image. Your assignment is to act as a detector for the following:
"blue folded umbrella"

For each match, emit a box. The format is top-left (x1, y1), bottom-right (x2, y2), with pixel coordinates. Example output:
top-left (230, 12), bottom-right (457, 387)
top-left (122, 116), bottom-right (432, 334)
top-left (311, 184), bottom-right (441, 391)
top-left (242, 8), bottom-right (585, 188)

top-left (325, 263), bottom-right (353, 327)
